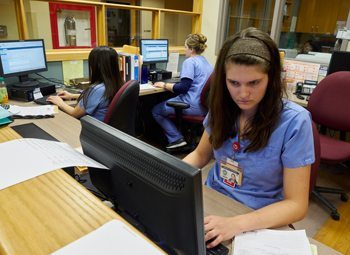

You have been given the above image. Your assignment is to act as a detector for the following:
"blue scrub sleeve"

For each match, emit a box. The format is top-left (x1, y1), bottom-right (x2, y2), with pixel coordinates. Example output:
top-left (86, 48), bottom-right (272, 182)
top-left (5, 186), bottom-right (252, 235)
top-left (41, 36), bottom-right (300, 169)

top-left (173, 77), bottom-right (193, 95)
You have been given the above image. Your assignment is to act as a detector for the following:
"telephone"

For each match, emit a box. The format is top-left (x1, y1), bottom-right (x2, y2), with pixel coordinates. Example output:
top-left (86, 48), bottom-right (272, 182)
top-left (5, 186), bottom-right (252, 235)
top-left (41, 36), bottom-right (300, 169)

top-left (295, 80), bottom-right (317, 96)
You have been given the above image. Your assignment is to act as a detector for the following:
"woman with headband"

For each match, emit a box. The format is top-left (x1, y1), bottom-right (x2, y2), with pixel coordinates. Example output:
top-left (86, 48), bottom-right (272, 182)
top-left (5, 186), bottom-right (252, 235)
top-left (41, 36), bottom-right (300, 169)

top-left (184, 27), bottom-right (314, 248)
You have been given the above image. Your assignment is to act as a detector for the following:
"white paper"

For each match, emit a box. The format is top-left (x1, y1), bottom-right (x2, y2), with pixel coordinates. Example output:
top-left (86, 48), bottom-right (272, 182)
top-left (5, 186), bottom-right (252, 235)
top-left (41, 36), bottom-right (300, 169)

top-left (52, 219), bottom-right (165, 255)
top-left (8, 105), bottom-right (55, 117)
top-left (0, 138), bottom-right (107, 190)
top-left (233, 229), bottom-right (312, 255)
top-left (140, 83), bottom-right (157, 91)
top-left (166, 52), bottom-right (180, 76)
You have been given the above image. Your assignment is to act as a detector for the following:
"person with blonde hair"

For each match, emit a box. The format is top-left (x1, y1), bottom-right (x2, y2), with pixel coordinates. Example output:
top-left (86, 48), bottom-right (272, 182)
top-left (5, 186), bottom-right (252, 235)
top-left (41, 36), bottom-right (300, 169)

top-left (152, 33), bottom-right (213, 150)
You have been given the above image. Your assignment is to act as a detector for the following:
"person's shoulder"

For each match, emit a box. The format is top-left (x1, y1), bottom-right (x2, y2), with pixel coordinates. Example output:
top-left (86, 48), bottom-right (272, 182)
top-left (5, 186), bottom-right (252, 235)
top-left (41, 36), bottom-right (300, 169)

top-left (281, 99), bottom-right (310, 120)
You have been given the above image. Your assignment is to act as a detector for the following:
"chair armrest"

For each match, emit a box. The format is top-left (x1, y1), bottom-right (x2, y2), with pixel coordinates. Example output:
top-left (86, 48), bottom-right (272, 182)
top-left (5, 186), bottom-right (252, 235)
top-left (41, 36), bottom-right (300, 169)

top-left (166, 101), bottom-right (190, 110)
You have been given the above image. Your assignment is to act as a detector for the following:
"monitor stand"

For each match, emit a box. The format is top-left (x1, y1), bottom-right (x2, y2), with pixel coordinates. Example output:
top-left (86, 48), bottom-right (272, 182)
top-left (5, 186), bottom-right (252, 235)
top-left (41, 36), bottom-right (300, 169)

top-left (12, 74), bottom-right (40, 88)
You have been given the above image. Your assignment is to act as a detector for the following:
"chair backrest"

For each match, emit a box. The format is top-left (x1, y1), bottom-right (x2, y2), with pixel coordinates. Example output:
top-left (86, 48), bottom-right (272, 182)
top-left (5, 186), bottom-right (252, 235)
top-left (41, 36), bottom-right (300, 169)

top-left (200, 74), bottom-right (213, 110)
top-left (103, 80), bottom-right (140, 136)
top-left (310, 121), bottom-right (321, 194)
top-left (307, 71), bottom-right (350, 131)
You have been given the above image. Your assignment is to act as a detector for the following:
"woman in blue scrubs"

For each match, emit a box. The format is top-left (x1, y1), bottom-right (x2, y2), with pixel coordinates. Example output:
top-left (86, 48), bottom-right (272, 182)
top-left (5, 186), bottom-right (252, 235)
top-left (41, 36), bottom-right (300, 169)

top-left (48, 46), bottom-right (123, 122)
top-left (184, 27), bottom-right (315, 249)
top-left (152, 34), bottom-right (213, 150)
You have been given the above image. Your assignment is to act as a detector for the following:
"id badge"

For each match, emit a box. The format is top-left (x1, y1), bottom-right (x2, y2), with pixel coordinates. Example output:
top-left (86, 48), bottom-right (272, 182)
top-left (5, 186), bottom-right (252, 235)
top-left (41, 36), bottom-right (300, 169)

top-left (219, 157), bottom-right (243, 187)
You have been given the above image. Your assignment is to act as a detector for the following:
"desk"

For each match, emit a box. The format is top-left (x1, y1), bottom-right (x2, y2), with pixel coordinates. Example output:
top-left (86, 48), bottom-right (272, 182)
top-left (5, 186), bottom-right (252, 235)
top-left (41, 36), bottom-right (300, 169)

top-left (203, 186), bottom-right (341, 255)
top-left (286, 91), bottom-right (309, 108)
top-left (0, 108), bottom-right (341, 255)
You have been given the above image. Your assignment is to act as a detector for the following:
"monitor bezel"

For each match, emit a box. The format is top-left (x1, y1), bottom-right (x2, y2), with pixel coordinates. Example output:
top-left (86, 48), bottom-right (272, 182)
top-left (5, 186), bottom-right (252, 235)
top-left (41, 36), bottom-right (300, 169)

top-left (139, 38), bottom-right (169, 64)
top-left (327, 50), bottom-right (350, 76)
top-left (0, 39), bottom-right (48, 78)
top-left (80, 115), bottom-right (206, 255)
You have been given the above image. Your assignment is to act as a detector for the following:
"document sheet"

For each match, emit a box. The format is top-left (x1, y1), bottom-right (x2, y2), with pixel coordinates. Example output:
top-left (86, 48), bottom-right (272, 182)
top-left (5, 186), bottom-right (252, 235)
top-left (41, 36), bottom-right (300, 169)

top-left (0, 138), bottom-right (107, 190)
top-left (51, 219), bottom-right (165, 255)
top-left (233, 229), bottom-right (312, 255)
top-left (8, 105), bottom-right (56, 117)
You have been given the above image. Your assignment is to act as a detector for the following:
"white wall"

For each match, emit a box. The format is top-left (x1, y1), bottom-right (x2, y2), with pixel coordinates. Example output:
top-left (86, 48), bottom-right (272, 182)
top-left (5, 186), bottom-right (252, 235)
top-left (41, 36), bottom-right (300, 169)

top-left (201, 0), bottom-right (220, 66)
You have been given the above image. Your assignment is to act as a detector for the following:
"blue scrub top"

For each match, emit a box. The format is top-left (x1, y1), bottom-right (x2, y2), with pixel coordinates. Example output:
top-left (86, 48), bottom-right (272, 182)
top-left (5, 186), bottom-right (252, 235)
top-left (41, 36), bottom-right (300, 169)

top-left (174, 55), bottom-right (213, 112)
top-left (78, 83), bottom-right (109, 122)
top-left (205, 100), bottom-right (315, 209)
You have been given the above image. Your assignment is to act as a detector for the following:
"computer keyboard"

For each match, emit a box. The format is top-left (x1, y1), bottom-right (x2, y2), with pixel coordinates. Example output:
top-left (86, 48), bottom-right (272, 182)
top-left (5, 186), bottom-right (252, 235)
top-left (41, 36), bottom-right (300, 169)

top-left (161, 77), bottom-right (181, 83)
top-left (206, 243), bottom-right (229, 255)
top-left (34, 94), bottom-right (56, 105)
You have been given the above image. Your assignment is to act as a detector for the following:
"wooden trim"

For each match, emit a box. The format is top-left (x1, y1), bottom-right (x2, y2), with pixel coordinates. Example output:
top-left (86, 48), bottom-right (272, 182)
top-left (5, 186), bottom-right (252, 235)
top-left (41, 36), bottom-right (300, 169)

top-left (97, 5), bottom-right (106, 45)
top-left (152, 10), bottom-right (160, 39)
top-left (14, 0), bottom-right (28, 39)
top-left (192, 0), bottom-right (203, 33)
top-left (45, 46), bottom-right (185, 62)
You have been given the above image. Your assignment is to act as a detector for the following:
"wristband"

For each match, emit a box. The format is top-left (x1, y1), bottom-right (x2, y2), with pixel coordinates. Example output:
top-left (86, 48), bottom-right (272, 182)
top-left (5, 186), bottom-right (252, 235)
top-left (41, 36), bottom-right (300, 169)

top-left (163, 83), bottom-right (166, 89)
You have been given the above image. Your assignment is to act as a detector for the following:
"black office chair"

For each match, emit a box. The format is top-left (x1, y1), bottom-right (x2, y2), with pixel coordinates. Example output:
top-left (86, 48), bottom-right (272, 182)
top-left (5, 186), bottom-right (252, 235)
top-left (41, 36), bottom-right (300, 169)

top-left (166, 75), bottom-right (212, 152)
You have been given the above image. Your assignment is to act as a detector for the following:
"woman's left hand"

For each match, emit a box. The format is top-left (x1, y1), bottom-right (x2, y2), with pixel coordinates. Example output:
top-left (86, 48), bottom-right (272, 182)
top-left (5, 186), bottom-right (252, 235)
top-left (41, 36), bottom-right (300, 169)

top-left (153, 81), bottom-right (165, 88)
top-left (204, 215), bottom-right (241, 248)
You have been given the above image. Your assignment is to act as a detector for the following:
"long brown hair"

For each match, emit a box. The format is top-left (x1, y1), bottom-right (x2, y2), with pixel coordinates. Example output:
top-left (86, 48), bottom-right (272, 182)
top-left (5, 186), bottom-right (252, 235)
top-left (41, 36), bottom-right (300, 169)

top-left (209, 27), bottom-right (285, 152)
top-left (78, 46), bottom-right (123, 107)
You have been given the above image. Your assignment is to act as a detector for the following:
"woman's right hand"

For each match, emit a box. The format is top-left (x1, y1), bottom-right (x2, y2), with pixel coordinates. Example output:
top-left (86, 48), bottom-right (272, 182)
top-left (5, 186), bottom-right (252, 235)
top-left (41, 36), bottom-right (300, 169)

top-left (57, 91), bottom-right (73, 100)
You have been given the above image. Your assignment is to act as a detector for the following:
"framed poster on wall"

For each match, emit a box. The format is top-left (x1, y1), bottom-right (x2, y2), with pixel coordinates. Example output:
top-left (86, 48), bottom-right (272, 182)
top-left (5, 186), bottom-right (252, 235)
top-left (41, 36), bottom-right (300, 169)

top-left (49, 3), bottom-right (96, 49)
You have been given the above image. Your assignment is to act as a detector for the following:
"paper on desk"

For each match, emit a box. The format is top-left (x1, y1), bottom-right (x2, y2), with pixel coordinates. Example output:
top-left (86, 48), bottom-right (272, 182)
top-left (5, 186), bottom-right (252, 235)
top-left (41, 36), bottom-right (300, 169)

top-left (233, 229), bottom-right (312, 255)
top-left (8, 105), bottom-right (55, 117)
top-left (140, 83), bottom-right (157, 91)
top-left (52, 219), bottom-right (164, 255)
top-left (0, 138), bottom-right (107, 190)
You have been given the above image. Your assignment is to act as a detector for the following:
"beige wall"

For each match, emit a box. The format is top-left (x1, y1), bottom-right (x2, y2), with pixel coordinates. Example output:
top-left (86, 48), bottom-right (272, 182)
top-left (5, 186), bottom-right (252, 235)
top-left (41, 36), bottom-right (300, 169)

top-left (0, 0), bottom-right (19, 40)
top-left (201, 0), bottom-right (220, 65)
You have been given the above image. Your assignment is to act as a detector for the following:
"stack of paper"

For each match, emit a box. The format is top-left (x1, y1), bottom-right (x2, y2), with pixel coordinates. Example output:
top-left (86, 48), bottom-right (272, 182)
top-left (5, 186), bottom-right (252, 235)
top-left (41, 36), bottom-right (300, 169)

top-left (8, 105), bottom-right (56, 118)
top-left (233, 229), bottom-right (313, 255)
top-left (51, 220), bottom-right (165, 254)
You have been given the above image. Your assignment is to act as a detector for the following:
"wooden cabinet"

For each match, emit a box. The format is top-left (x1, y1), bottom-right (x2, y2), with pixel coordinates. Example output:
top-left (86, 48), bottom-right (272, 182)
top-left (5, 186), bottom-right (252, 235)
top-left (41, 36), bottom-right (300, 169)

top-left (296, 0), bottom-right (350, 34)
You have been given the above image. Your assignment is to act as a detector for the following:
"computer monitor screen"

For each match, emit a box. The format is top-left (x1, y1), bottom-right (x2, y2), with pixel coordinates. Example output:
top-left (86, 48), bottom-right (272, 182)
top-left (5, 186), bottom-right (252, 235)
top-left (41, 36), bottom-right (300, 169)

top-left (0, 39), bottom-right (47, 86)
top-left (327, 51), bottom-right (350, 75)
top-left (80, 116), bottom-right (205, 255)
top-left (140, 39), bottom-right (168, 64)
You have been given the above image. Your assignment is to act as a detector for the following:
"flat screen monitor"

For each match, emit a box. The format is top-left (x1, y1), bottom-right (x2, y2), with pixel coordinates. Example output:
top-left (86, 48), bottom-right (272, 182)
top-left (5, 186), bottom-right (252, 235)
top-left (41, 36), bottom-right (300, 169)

top-left (140, 39), bottom-right (168, 66)
top-left (0, 39), bottom-right (47, 87)
top-left (80, 116), bottom-right (205, 255)
top-left (327, 51), bottom-right (350, 76)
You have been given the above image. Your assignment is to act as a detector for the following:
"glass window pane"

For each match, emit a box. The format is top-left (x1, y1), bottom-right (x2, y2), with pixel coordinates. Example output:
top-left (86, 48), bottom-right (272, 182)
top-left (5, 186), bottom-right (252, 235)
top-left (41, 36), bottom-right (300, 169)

top-left (25, 0), bottom-right (97, 49)
top-left (160, 13), bottom-right (192, 46)
top-left (228, 0), bottom-right (275, 36)
top-left (0, 0), bottom-right (19, 40)
top-left (107, 7), bottom-right (133, 47)
top-left (24, 0), bottom-right (53, 49)
top-left (279, 0), bottom-right (350, 55)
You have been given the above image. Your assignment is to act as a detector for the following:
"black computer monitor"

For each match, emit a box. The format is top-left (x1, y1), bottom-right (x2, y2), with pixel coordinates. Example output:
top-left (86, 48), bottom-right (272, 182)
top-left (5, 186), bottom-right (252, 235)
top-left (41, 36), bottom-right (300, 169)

top-left (140, 39), bottom-right (168, 70)
top-left (327, 51), bottom-right (350, 76)
top-left (80, 115), bottom-right (205, 255)
top-left (0, 39), bottom-right (47, 87)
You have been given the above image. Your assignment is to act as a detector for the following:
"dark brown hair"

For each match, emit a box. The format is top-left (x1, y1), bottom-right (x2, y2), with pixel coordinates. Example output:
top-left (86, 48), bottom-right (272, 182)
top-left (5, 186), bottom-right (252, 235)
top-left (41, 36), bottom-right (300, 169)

top-left (78, 46), bottom-right (123, 108)
top-left (209, 27), bottom-right (285, 152)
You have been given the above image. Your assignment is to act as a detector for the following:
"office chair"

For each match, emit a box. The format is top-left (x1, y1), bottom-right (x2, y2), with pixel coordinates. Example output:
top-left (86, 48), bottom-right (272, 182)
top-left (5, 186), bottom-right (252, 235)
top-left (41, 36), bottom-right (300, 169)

top-left (308, 71), bottom-right (350, 220)
top-left (104, 79), bottom-right (140, 136)
top-left (166, 75), bottom-right (212, 152)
